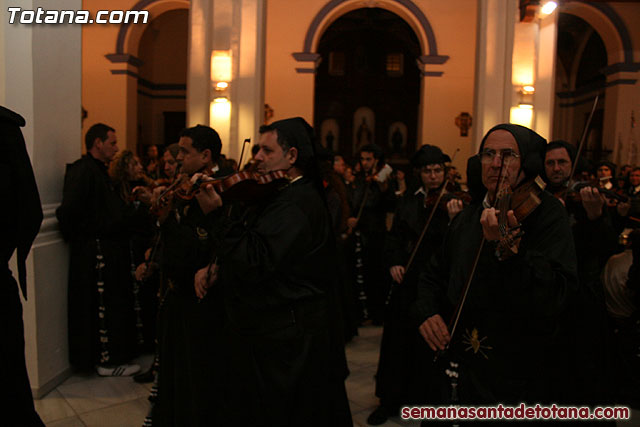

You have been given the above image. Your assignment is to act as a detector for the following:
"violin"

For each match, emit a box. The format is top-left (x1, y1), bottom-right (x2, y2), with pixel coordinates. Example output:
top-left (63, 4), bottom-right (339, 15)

top-left (493, 175), bottom-right (546, 260)
top-left (424, 182), bottom-right (472, 212)
top-left (177, 169), bottom-right (290, 203)
top-left (149, 173), bottom-right (190, 218)
top-left (559, 179), bottom-right (629, 205)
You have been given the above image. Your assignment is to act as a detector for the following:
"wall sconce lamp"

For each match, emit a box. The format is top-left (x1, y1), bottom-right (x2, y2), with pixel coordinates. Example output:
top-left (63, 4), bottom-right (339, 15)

top-left (211, 96), bottom-right (231, 119)
top-left (519, 1), bottom-right (557, 21)
top-left (519, 85), bottom-right (535, 108)
top-left (540, 1), bottom-right (558, 16)
top-left (211, 50), bottom-right (232, 92)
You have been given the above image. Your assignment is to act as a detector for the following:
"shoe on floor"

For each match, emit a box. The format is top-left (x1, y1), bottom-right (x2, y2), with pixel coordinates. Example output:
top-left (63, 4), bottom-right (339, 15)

top-left (367, 405), bottom-right (390, 425)
top-left (133, 368), bottom-right (155, 383)
top-left (96, 364), bottom-right (141, 377)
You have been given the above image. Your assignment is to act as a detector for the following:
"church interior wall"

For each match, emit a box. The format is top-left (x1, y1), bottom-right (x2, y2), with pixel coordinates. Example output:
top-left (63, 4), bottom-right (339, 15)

top-left (137, 8), bottom-right (188, 148)
top-left (82, 0), bottom-right (141, 152)
top-left (2, 0), bottom-right (83, 397)
top-left (556, 2), bottom-right (640, 164)
top-left (264, 0), bottom-right (319, 124)
top-left (264, 0), bottom-right (477, 172)
top-left (415, 0), bottom-right (477, 174)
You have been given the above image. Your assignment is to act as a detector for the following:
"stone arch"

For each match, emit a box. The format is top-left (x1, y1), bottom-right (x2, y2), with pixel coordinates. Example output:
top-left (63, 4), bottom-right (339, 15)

top-left (561, 2), bottom-right (631, 67)
top-left (106, 0), bottom-right (189, 64)
top-left (293, 0), bottom-right (448, 72)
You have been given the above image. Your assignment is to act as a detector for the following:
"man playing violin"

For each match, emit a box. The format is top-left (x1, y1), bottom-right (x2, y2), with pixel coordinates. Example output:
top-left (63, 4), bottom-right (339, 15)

top-left (544, 141), bottom-right (622, 416)
top-left (192, 117), bottom-right (352, 426)
top-left (415, 124), bottom-right (578, 408)
top-left (149, 124), bottom-right (230, 426)
top-left (368, 145), bottom-right (463, 425)
top-left (346, 143), bottom-right (395, 325)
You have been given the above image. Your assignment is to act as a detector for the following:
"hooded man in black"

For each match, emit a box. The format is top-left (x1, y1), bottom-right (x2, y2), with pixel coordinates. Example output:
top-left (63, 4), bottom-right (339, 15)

top-left (194, 117), bottom-right (352, 426)
top-left (414, 124), bottom-right (578, 410)
top-left (0, 106), bottom-right (44, 426)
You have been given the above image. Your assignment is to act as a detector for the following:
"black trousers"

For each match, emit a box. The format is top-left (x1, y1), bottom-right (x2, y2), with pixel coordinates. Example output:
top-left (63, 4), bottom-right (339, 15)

top-left (0, 272), bottom-right (44, 427)
top-left (222, 298), bottom-right (353, 427)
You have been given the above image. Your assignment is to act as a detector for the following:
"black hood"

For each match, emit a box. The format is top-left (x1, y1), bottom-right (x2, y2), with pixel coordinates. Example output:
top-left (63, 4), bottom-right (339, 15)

top-left (467, 124), bottom-right (547, 202)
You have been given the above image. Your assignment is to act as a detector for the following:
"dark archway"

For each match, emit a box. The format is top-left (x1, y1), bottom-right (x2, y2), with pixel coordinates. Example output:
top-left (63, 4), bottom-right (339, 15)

top-left (313, 8), bottom-right (421, 162)
top-left (136, 9), bottom-right (188, 151)
top-left (554, 13), bottom-right (607, 162)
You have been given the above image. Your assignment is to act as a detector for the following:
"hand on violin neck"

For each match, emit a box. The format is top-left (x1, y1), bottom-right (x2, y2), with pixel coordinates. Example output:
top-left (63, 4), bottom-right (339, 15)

top-left (616, 200), bottom-right (631, 218)
top-left (195, 182), bottom-right (222, 214)
top-left (480, 207), bottom-right (519, 242)
top-left (132, 186), bottom-right (152, 205)
top-left (446, 199), bottom-right (464, 221)
top-left (389, 265), bottom-right (405, 284)
top-left (580, 186), bottom-right (604, 220)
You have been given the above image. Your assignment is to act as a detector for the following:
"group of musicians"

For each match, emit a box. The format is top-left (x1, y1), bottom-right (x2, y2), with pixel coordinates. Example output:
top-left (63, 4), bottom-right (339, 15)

top-left (7, 110), bottom-right (638, 426)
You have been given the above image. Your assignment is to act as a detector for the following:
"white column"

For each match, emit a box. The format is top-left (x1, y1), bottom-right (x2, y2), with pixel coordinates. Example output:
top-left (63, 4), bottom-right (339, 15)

top-left (231, 0), bottom-right (265, 163)
top-left (472, 0), bottom-right (518, 150)
top-left (188, 0), bottom-right (266, 164)
top-left (534, 12), bottom-right (558, 140)
top-left (187, 0), bottom-right (213, 126)
top-left (605, 72), bottom-right (640, 164)
top-left (1, 0), bottom-right (82, 397)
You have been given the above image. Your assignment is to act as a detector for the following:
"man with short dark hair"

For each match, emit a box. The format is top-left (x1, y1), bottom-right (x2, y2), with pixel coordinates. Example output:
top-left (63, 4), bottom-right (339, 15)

top-left (150, 124), bottom-right (229, 426)
top-left (543, 141), bottom-right (619, 411)
top-left (193, 117), bottom-right (352, 426)
top-left (347, 143), bottom-right (394, 324)
top-left (626, 167), bottom-right (640, 228)
top-left (57, 123), bottom-right (140, 376)
top-left (368, 145), bottom-right (458, 425)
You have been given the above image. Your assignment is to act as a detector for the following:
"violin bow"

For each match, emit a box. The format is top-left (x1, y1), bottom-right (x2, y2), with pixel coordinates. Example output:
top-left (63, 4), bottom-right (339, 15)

top-left (561, 95), bottom-right (599, 201)
top-left (385, 150), bottom-right (460, 306)
top-left (201, 137), bottom-right (251, 299)
top-left (435, 151), bottom-right (509, 361)
top-left (237, 138), bottom-right (251, 172)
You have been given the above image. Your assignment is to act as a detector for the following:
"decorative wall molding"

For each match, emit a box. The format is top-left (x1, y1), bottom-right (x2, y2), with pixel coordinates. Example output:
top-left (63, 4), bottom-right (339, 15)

top-left (602, 62), bottom-right (640, 76)
top-left (293, 0), bottom-right (449, 75)
top-left (110, 69), bottom-right (186, 91)
top-left (105, 54), bottom-right (144, 67)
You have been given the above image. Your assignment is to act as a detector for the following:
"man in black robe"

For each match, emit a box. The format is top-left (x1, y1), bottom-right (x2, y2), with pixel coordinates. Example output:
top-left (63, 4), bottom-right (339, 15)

top-left (347, 143), bottom-right (394, 324)
top-left (56, 123), bottom-right (140, 375)
top-left (194, 117), bottom-right (352, 426)
top-left (368, 145), bottom-right (457, 425)
top-left (415, 125), bottom-right (578, 412)
top-left (150, 125), bottom-right (229, 427)
top-left (543, 141), bottom-right (619, 412)
top-left (0, 106), bottom-right (44, 426)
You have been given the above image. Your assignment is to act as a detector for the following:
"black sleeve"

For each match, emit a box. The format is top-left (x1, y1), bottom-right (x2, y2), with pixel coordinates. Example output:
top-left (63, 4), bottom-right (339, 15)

top-left (385, 198), bottom-right (408, 268)
top-left (160, 203), bottom-right (217, 287)
top-left (411, 210), bottom-right (459, 324)
top-left (56, 162), bottom-right (92, 240)
top-left (0, 112), bottom-right (43, 298)
top-left (212, 199), bottom-right (312, 284)
top-left (498, 196), bottom-right (578, 318)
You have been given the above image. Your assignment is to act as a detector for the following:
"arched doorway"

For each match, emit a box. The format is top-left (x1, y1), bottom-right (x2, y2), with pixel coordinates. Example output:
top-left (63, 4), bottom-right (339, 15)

top-left (313, 8), bottom-right (421, 163)
top-left (136, 9), bottom-right (188, 152)
top-left (553, 13), bottom-right (607, 163)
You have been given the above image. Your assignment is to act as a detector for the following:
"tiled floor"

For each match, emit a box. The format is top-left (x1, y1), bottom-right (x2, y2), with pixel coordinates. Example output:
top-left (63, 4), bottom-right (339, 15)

top-left (34, 326), bottom-right (639, 426)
